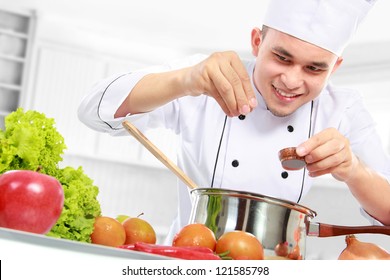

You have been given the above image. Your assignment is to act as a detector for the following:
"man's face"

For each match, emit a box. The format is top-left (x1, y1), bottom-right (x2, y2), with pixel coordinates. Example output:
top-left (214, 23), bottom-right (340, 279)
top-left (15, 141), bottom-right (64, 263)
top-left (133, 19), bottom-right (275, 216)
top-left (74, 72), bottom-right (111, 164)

top-left (251, 27), bottom-right (342, 117)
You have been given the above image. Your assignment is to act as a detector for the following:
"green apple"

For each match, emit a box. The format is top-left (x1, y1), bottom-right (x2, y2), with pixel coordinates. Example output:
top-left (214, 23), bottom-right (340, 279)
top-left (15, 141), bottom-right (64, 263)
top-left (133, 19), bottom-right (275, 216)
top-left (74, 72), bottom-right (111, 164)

top-left (116, 214), bottom-right (130, 223)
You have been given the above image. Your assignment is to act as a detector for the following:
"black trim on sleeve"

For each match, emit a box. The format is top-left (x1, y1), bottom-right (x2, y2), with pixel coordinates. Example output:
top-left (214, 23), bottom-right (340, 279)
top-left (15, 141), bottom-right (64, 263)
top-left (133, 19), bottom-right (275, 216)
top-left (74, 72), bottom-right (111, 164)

top-left (97, 73), bottom-right (129, 130)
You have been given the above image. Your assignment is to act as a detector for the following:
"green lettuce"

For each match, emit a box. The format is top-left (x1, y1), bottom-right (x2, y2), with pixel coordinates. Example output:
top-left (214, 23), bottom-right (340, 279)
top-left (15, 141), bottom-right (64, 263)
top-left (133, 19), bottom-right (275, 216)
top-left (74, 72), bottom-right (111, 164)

top-left (47, 166), bottom-right (101, 242)
top-left (0, 108), bottom-right (101, 242)
top-left (0, 108), bottom-right (66, 175)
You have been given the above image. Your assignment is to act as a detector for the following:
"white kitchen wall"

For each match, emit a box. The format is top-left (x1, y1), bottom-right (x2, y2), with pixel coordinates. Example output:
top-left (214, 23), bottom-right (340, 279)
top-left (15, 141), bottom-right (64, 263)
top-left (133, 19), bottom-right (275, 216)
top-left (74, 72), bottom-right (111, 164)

top-left (1, 0), bottom-right (390, 259)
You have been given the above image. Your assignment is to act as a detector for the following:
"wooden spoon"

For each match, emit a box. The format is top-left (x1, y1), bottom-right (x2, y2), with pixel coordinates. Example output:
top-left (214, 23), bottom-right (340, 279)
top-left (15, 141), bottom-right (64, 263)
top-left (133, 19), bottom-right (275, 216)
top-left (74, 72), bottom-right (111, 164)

top-left (122, 121), bottom-right (198, 189)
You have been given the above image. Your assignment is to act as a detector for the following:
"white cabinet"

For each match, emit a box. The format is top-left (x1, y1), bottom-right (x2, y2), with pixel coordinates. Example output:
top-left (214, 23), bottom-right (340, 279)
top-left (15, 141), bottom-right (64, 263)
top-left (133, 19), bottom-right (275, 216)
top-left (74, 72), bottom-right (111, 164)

top-left (0, 7), bottom-right (35, 129)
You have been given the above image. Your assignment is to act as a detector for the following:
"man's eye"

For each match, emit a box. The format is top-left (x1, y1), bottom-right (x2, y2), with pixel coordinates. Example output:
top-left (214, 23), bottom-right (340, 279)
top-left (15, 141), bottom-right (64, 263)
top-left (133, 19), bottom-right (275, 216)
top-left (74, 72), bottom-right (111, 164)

top-left (307, 65), bottom-right (321, 72)
top-left (275, 54), bottom-right (288, 62)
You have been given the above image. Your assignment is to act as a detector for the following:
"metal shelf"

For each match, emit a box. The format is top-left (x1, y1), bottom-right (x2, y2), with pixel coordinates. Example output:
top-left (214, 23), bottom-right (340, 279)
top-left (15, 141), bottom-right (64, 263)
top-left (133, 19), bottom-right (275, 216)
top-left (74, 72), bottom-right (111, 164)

top-left (0, 27), bottom-right (29, 39)
top-left (0, 53), bottom-right (26, 63)
top-left (0, 109), bottom-right (12, 117)
top-left (0, 82), bottom-right (22, 91)
top-left (0, 7), bottom-right (34, 127)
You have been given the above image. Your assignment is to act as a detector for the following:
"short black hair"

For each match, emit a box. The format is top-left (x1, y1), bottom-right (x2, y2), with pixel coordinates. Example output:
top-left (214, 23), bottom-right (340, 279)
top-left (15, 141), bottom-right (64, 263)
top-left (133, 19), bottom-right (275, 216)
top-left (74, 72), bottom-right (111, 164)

top-left (261, 25), bottom-right (270, 39)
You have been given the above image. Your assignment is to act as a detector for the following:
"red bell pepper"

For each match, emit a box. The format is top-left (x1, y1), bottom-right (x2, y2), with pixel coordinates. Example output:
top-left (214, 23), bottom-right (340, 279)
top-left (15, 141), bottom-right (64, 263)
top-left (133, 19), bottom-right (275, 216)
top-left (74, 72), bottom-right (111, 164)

top-left (119, 242), bottom-right (221, 260)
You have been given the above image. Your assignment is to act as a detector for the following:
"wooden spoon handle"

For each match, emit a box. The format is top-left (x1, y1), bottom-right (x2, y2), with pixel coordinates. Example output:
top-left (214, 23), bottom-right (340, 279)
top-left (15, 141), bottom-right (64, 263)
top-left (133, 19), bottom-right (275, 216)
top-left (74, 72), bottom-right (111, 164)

top-left (122, 121), bottom-right (198, 189)
top-left (318, 223), bottom-right (390, 237)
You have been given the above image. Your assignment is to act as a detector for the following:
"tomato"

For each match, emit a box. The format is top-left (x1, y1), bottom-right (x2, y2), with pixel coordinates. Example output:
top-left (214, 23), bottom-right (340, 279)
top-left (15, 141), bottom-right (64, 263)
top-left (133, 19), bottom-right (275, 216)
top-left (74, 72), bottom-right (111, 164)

top-left (172, 223), bottom-right (217, 251)
top-left (0, 170), bottom-right (64, 234)
top-left (91, 216), bottom-right (126, 247)
top-left (215, 230), bottom-right (264, 260)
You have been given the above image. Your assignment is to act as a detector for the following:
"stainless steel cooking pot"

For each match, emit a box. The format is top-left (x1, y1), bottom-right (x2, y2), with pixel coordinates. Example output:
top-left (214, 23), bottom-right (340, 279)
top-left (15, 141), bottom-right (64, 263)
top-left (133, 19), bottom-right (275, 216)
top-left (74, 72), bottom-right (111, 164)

top-left (189, 188), bottom-right (390, 259)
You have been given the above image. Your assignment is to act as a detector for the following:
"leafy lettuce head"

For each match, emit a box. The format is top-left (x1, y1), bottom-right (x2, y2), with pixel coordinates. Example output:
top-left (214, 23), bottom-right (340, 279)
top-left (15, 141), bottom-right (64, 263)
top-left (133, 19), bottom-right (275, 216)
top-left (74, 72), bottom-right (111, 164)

top-left (47, 166), bottom-right (101, 242)
top-left (0, 108), bottom-right (66, 175)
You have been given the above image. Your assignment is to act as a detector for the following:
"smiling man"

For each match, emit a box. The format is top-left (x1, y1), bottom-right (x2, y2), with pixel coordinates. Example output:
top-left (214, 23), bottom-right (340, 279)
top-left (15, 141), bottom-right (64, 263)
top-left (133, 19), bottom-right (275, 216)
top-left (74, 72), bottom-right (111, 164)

top-left (251, 25), bottom-right (343, 118)
top-left (78, 0), bottom-right (390, 243)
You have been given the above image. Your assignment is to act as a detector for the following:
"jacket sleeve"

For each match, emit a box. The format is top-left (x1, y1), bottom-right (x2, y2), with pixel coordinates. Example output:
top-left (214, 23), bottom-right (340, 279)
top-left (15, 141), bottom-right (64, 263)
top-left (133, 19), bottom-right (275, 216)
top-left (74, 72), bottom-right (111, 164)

top-left (77, 54), bottom-right (207, 136)
top-left (77, 71), bottom-right (150, 135)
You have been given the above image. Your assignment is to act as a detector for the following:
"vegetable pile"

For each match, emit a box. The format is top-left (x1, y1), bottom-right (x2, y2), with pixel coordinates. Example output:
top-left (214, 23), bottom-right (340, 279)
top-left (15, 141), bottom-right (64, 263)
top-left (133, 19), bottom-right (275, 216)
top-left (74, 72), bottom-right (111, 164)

top-left (118, 223), bottom-right (264, 260)
top-left (0, 108), bottom-right (101, 242)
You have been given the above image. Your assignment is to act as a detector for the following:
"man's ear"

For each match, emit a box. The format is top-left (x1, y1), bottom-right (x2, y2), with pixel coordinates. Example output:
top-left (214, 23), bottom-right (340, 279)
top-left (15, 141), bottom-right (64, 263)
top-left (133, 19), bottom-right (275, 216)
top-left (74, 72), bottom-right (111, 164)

top-left (251, 27), bottom-right (262, 56)
top-left (331, 57), bottom-right (344, 74)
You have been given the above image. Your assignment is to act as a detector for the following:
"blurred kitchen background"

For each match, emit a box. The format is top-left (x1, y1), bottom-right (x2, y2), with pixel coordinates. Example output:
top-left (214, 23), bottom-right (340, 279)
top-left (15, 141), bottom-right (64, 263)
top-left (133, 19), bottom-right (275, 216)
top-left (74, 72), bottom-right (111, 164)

top-left (1, 0), bottom-right (390, 259)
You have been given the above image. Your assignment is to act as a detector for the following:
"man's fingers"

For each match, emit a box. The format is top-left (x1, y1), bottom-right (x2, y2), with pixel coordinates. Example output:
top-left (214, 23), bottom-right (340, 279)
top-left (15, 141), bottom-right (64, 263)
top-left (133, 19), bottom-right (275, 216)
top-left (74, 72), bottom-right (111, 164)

top-left (209, 83), bottom-right (234, 116)
top-left (230, 55), bottom-right (257, 111)
top-left (209, 68), bottom-right (240, 116)
top-left (219, 64), bottom-right (249, 115)
top-left (296, 128), bottom-right (339, 157)
top-left (204, 51), bottom-right (257, 117)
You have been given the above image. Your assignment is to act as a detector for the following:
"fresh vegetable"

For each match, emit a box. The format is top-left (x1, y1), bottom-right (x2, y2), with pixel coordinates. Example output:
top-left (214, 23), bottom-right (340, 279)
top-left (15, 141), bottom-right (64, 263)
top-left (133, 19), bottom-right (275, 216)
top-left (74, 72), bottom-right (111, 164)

top-left (0, 170), bottom-right (64, 234)
top-left (172, 223), bottom-right (217, 251)
top-left (274, 241), bottom-right (289, 257)
top-left (91, 216), bottom-right (126, 247)
top-left (215, 230), bottom-right (264, 260)
top-left (0, 108), bottom-right (66, 176)
top-left (47, 166), bottom-right (101, 242)
top-left (0, 108), bottom-right (101, 242)
top-left (119, 242), bottom-right (221, 260)
top-left (122, 216), bottom-right (156, 245)
top-left (204, 194), bottom-right (222, 234)
top-left (338, 235), bottom-right (390, 260)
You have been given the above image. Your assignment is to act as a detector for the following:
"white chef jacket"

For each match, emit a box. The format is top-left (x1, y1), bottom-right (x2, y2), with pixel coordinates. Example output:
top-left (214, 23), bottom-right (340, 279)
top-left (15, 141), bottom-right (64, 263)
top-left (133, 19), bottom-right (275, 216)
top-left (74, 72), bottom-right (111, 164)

top-left (78, 54), bottom-right (390, 241)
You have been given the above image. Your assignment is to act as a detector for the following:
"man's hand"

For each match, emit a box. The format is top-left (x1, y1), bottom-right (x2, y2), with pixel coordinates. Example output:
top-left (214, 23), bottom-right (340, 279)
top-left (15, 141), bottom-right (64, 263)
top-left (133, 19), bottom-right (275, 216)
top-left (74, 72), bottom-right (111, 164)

top-left (296, 127), bottom-right (359, 182)
top-left (184, 51), bottom-right (258, 117)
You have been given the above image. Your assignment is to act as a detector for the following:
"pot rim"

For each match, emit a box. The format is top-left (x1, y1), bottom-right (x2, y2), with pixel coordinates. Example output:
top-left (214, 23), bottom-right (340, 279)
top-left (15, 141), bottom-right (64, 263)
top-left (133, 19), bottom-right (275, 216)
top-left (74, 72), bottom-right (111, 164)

top-left (191, 187), bottom-right (317, 218)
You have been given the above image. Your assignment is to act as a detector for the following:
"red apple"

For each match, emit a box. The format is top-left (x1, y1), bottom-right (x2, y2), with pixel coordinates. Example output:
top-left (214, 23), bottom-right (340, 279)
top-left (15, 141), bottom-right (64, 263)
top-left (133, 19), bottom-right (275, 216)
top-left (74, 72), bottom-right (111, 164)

top-left (0, 170), bottom-right (64, 234)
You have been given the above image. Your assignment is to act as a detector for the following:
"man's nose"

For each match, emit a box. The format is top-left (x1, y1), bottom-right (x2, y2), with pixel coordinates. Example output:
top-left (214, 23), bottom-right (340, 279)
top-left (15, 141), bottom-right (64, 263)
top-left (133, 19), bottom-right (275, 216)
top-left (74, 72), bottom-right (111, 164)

top-left (280, 66), bottom-right (304, 90)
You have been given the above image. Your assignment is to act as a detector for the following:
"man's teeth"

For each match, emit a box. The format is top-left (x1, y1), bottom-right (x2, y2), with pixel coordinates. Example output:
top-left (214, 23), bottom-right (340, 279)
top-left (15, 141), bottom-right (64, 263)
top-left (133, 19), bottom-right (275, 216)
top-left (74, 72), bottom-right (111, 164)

top-left (275, 88), bottom-right (298, 98)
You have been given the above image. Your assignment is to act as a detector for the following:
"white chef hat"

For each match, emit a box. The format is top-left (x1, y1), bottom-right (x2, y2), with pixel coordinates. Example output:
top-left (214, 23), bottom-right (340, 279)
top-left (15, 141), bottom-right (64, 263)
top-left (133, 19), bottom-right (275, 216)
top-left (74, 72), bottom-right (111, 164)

top-left (262, 0), bottom-right (378, 56)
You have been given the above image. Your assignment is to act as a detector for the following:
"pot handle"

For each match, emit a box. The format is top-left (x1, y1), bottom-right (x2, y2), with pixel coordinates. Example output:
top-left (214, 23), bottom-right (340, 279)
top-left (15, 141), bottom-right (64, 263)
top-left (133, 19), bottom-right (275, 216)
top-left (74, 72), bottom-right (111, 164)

top-left (308, 222), bottom-right (390, 237)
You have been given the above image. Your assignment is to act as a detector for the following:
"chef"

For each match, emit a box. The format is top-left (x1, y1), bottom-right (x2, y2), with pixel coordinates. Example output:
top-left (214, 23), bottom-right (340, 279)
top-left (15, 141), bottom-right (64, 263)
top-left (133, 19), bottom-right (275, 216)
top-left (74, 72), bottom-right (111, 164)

top-left (78, 0), bottom-right (390, 242)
